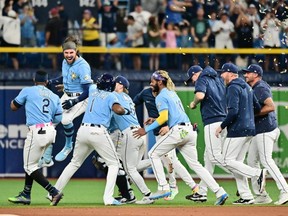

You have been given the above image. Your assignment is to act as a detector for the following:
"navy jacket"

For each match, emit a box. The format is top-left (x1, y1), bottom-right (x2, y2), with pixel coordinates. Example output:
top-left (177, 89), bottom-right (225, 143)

top-left (253, 80), bottom-right (277, 134)
top-left (195, 66), bottom-right (227, 126)
top-left (133, 88), bottom-right (167, 136)
top-left (221, 78), bottom-right (258, 137)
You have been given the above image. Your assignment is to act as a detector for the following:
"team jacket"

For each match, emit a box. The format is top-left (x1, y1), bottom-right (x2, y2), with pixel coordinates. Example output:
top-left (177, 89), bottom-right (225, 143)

top-left (195, 66), bottom-right (227, 126)
top-left (253, 80), bottom-right (277, 134)
top-left (221, 78), bottom-right (258, 138)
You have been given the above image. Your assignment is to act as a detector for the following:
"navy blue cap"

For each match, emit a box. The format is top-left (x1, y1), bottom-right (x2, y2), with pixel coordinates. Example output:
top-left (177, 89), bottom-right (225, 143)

top-left (34, 70), bottom-right (48, 82)
top-left (242, 64), bottom-right (263, 77)
top-left (115, 75), bottom-right (130, 89)
top-left (218, 63), bottom-right (238, 74)
top-left (184, 65), bottom-right (203, 85)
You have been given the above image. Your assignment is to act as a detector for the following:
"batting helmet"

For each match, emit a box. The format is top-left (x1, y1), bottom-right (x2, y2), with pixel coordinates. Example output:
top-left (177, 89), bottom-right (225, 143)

top-left (96, 73), bottom-right (115, 92)
top-left (115, 75), bottom-right (130, 90)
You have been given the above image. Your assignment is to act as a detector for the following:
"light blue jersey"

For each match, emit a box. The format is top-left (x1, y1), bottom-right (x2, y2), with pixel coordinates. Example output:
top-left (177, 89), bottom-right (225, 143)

top-left (82, 84), bottom-right (120, 128)
top-left (62, 56), bottom-right (93, 93)
top-left (156, 88), bottom-right (190, 128)
top-left (14, 85), bottom-right (62, 126)
top-left (113, 92), bottom-right (139, 131)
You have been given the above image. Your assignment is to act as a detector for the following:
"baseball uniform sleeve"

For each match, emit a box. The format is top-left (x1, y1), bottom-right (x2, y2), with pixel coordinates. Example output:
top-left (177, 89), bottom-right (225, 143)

top-left (14, 87), bottom-right (29, 106)
top-left (195, 77), bottom-right (207, 94)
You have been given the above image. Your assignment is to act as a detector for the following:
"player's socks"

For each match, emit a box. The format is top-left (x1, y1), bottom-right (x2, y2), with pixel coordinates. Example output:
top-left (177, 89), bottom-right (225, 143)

top-left (63, 123), bottom-right (74, 149)
top-left (30, 169), bottom-right (57, 195)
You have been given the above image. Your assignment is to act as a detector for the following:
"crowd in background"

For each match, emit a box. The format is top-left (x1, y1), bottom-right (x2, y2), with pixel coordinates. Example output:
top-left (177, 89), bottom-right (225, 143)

top-left (0, 0), bottom-right (288, 72)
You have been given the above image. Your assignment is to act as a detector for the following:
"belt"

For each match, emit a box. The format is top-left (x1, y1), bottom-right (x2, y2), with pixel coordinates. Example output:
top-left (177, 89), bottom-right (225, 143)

top-left (178, 122), bottom-right (191, 126)
top-left (29, 122), bottom-right (52, 130)
top-left (130, 126), bottom-right (140, 130)
top-left (65, 92), bottom-right (81, 97)
top-left (81, 123), bottom-right (101, 128)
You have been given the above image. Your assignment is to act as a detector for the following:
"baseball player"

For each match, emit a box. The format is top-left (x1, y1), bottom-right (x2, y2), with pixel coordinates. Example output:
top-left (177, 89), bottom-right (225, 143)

top-left (243, 64), bottom-right (288, 205)
top-left (185, 65), bottom-right (228, 202)
top-left (216, 63), bottom-right (267, 204)
top-left (41, 35), bottom-right (93, 164)
top-left (8, 70), bottom-right (63, 206)
top-left (52, 73), bottom-right (129, 206)
top-left (112, 75), bottom-right (154, 205)
top-left (133, 70), bottom-right (228, 205)
top-left (133, 87), bottom-right (199, 201)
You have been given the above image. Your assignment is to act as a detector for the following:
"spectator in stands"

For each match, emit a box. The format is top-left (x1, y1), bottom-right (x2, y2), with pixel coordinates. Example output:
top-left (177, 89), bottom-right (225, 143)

top-left (141, 0), bottom-right (164, 16)
top-left (161, 21), bottom-right (181, 69)
top-left (2, 0), bottom-right (13, 16)
top-left (260, 10), bottom-right (282, 72)
top-left (115, 7), bottom-right (127, 46)
top-left (203, 0), bottom-right (220, 16)
top-left (207, 11), bottom-right (217, 47)
top-left (0, 10), bottom-right (20, 70)
top-left (190, 7), bottom-right (211, 66)
top-left (97, 0), bottom-right (119, 47)
top-left (212, 11), bottom-right (235, 69)
top-left (129, 2), bottom-right (151, 47)
top-left (147, 15), bottom-right (161, 70)
top-left (56, 1), bottom-right (69, 41)
top-left (125, 15), bottom-right (143, 71)
top-left (45, 7), bottom-right (63, 71)
top-left (235, 11), bottom-right (253, 68)
top-left (105, 33), bottom-right (124, 70)
top-left (19, 4), bottom-right (37, 47)
top-left (179, 23), bottom-right (192, 71)
top-left (81, 9), bottom-right (100, 68)
top-left (247, 4), bottom-right (261, 48)
top-left (165, 0), bottom-right (192, 25)
top-left (258, 0), bottom-right (272, 20)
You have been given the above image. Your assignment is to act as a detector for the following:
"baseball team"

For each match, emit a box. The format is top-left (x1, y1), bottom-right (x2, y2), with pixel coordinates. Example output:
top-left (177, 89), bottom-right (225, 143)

top-left (7, 35), bottom-right (288, 206)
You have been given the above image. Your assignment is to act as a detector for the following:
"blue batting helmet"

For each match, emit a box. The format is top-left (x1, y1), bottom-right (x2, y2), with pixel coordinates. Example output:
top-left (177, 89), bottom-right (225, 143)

top-left (96, 73), bottom-right (115, 92)
top-left (115, 75), bottom-right (130, 90)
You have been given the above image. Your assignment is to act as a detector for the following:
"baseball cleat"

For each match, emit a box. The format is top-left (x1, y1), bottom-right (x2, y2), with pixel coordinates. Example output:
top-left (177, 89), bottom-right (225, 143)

top-left (164, 186), bottom-right (178, 201)
top-left (8, 192), bottom-right (31, 205)
top-left (215, 193), bottom-right (228, 205)
top-left (254, 194), bottom-right (272, 204)
top-left (39, 158), bottom-right (54, 168)
top-left (186, 192), bottom-right (207, 202)
top-left (105, 199), bottom-right (124, 206)
top-left (46, 194), bottom-right (52, 202)
top-left (149, 190), bottom-right (171, 200)
top-left (135, 196), bottom-right (154, 205)
top-left (50, 192), bottom-right (63, 206)
top-left (55, 146), bottom-right (73, 161)
top-left (233, 198), bottom-right (254, 205)
top-left (274, 192), bottom-right (288, 205)
top-left (118, 196), bottom-right (137, 204)
top-left (257, 169), bottom-right (267, 193)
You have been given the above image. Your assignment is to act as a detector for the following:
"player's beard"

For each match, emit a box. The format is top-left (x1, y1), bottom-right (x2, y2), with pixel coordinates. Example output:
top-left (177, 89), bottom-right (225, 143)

top-left (151, 83), bottom-right (160, 94)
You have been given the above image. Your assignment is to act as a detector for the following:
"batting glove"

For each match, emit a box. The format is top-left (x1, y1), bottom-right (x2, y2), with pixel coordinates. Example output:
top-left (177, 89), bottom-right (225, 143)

top-left (62, 98), bottom-right (79, 110)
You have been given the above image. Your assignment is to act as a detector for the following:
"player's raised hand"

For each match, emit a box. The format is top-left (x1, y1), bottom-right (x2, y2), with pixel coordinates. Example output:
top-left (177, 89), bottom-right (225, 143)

top-left (133, 128), bottom-right (146, 139)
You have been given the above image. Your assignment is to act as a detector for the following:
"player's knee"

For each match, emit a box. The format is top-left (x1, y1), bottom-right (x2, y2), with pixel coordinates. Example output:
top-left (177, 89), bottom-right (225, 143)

top-left (148, 151), bottom-right (160, 159)
top-left (62, 118), bottom-right (73, 126)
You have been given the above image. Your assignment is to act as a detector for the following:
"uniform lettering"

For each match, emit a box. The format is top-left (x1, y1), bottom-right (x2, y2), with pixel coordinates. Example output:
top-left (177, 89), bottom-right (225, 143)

top-left (79, 0), bottom-right (96, 7)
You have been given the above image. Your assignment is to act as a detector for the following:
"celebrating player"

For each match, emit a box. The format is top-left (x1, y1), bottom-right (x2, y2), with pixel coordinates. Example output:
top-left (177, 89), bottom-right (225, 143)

top-left (41, 35), bottom-right (93, 164)
top-left (112, 75), bottom-right (154, 205)
top-left (133, 86), bottom-right (199, 201)
top-left (8, 70), bottom-right (63, 206)
top-left (52, 73), bottom-right (129, 206)
top-left (185, 65), bottom-right (228, 202)
top-left (216, 63), bottom-right (267, 204)
top-left (133, 70), bottom-right (228, 205)
top-left (243, 64), bottom-right (288, 205)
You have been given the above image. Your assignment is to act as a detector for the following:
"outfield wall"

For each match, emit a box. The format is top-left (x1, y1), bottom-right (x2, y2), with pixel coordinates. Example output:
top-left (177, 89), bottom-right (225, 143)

top-left (1, 84), bottom-right (288, 178)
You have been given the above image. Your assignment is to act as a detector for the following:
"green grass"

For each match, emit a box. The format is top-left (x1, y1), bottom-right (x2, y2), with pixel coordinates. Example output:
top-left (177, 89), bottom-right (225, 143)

top-left (0, 178), bottom-right (280, 207)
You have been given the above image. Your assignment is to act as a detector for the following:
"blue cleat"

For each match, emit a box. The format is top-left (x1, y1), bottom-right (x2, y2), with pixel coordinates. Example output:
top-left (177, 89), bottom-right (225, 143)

top-left (149, 190), bottom-right (171, 200)
top-left (215, 193), bottom-right (228, 205)
top-left (55, 146), bottom-right (73, 161)
top-left (105, 199), bottom-right (124, 206)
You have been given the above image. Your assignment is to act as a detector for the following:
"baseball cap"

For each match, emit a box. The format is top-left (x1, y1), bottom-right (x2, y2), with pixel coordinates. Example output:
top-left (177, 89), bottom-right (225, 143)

top-left (115, 75), bottom-right (130, 89)
top-left (184, 65), bottom-right (203, 85)
top-left (242, 64), bottom-right (263, 77)
top-left (50, 7), bottom-right (59, 16)
top-left (217, 63), bottom-right (238, 74)
top-left (103, 0), bottom-right (111, 6)
top-left (34, 70), bottom-right (48, 82)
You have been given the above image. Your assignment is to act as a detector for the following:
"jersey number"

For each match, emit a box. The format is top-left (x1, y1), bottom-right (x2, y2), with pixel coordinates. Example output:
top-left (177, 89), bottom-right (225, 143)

top-left (42, 98), bottom-right (50, 113)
